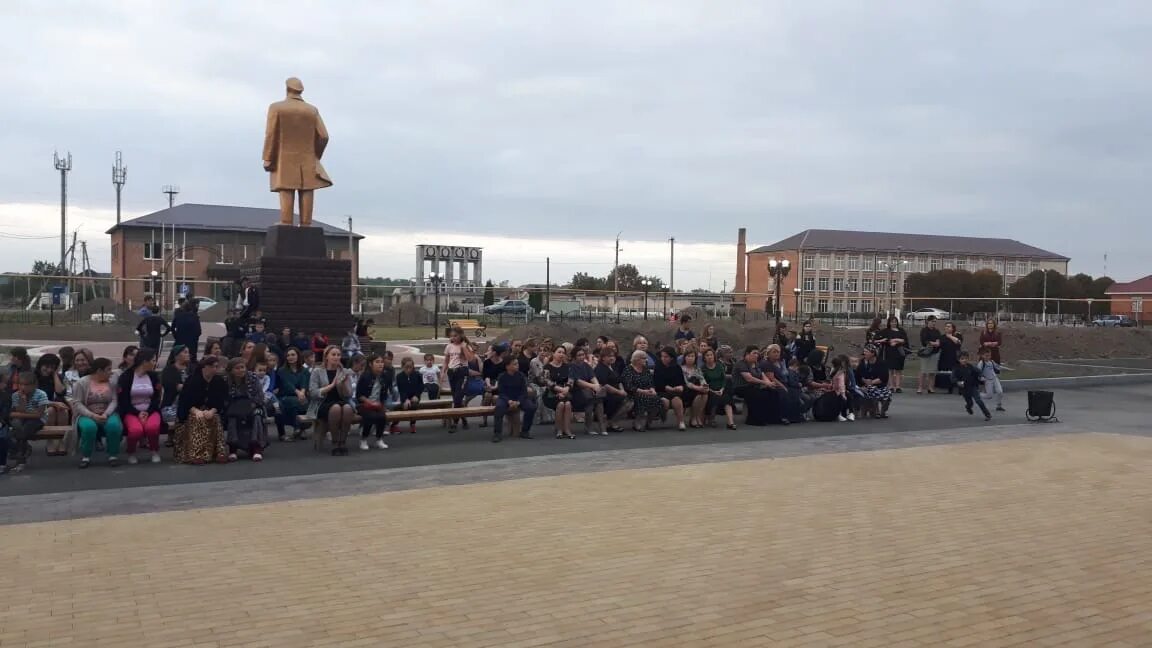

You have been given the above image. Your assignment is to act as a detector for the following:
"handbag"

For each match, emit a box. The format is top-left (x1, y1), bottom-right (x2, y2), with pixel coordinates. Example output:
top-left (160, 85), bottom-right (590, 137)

top-left (161, 404), bottom-right (178, 425)
top-left (224, 396), bottom-right (257, 427)
top-left (465, 376), bottom-right (485, 398)
top-left (916, 346), bottom-right (936, 358)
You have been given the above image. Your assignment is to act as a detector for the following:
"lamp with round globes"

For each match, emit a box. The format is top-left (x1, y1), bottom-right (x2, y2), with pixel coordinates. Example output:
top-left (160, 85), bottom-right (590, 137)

top-left (767, 259), bottom-right (792, 326)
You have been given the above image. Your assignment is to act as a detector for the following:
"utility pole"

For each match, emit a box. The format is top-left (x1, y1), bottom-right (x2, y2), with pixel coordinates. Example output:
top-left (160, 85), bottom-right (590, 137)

top-left (112, 151), bottom-right (127, 224)
top-left (162, 185), bottom-right (180, 208)
top-left (347, 216), bottom-right (356, 314)
top-left (53, 151), bottom-right (72, 274)
top-left (613, 231), bottom-right (622, 315)
top-left (545, 257), bottom-right (551, 320)
top-left (669, 237), bottom-right (675, 294)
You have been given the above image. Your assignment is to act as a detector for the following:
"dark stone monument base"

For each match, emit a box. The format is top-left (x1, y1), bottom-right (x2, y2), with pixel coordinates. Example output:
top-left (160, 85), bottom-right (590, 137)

top-left (242, 226), bottom-right (352, 338)
top-left (264, 224), bottom-right (328, 258)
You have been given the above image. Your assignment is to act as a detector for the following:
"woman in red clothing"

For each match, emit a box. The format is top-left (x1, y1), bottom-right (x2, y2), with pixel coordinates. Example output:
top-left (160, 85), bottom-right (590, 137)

top-left (978, 319), bottom-right (1003, 364)
top-left (310, 331), bottom-right (329, 365)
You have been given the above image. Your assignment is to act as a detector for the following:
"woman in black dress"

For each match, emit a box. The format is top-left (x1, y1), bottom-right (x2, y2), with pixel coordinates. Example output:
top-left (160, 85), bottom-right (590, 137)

top-left (595, 348), bottom-right (630, 432)
top-left (654, 347), bottom-right (688, 430)
top-left (877, 316), bottom-right (908, 393)
top-left (937, 322), bottom-right (964, 394)
top-left (542, 346), bottom-right (575, 439)
top-left (732, 346), bottom-right (787, 426)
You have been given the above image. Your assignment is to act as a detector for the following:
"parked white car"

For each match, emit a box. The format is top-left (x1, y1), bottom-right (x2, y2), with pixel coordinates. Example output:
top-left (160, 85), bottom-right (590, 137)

top-left (907, 307), bottom-right (951, 323)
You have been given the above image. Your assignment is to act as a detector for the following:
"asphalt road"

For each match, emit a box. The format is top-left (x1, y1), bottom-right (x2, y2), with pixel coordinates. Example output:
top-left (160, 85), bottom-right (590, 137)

top-left (4, 383), bottom-right (1139, 499)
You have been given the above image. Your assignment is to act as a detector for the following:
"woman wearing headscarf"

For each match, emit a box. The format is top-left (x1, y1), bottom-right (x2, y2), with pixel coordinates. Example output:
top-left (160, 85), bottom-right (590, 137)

top-left (161, 344), bottom-right (192, 450)
top-left (978, 319), bottom-right (1003, 364)
top-left (877, 316), bottom-right (909, 393)
top-left (793, 321), bottom-right (817, 365)
top-left (175, 355), bottom-right (229, 464)
top-left (937, 322), bottom-right (964, 394)
top-left (222, 357), bottom-right (268, 461)
top-left (856, 344), bottom-right (892, 418)
top-left (622, 349), bottom-right (665, 432)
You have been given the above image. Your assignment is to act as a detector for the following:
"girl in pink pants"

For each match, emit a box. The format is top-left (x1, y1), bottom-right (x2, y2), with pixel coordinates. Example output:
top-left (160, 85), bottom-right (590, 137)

top-left (116, 348), bottom-right (164, 464)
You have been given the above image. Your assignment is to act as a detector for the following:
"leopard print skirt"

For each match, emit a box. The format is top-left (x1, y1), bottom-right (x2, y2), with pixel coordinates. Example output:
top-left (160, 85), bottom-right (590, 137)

top-left (175, 417), bottom-right (229, 464)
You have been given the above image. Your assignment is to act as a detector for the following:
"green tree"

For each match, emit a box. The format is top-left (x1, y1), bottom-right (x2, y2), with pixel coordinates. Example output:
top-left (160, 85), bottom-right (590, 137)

top-left (483, 280), bottom-right (495, 306)
top-left (568, 272), bottom-right (607, 291)
top-left (1008, 270), bottom-right (1113, 316)
top-left (358, 276), bottom-right (414, 286)
top-left (32, 260), bottom-right (60, 276)
top-left (527, 289), bottom-right (544, 313)
top-left (905, 268), bottom-right (1004, 313)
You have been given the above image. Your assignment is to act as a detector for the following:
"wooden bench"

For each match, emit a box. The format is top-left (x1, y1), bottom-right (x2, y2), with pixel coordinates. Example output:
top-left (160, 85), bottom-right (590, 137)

top-left (448, 319), bottom-right (487, 338)
top-left (357, 337), bottom-right (388, 356)
top-left (31, 425), bottom-right (70, 441)
top-left (386, 406), bottom-right (495, 423)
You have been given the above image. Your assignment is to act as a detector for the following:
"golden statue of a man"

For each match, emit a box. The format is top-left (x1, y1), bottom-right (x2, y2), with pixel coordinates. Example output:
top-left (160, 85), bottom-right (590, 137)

top-left (262, 77), bottom-right (332, 226)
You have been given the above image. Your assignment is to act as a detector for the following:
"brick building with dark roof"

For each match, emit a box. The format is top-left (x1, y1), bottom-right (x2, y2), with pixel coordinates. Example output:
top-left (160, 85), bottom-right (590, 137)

top-left (107, 203), bottom-right (362, 308)
top-left (735, 228), bottom-right (1069, 315)
top-left (1105, 275), bottom-right (1152, 321)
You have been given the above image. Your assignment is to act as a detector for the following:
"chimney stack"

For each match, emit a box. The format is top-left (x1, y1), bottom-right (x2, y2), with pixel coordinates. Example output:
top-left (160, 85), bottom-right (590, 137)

top-left (735, 228), bottom-right (747, 304)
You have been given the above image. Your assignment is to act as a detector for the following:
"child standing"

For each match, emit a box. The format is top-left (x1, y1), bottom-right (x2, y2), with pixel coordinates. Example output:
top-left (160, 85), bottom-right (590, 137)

top-left (953, 351), bottom-right (992, 421)
top-left (977, 348), bottom-right (1005, 412)
top-left (419, 353), bottom-right (442, 400)
top-left (8, 372), bottom-right (48, 473)
top-left (830, 356), bottom-right (854, 422)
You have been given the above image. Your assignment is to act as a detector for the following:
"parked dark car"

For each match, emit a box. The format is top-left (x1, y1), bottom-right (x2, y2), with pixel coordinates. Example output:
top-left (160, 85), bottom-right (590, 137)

top-left (1091, 315), bottom-right (1136, 327)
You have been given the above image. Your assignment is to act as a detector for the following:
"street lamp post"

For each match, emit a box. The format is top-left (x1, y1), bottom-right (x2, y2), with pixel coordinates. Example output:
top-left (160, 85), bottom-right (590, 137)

top-left (641, 279), bottom-right (652, 320)
top-left (793, 287), bottom-right (802, 322)
top-left (1042, 269), bottom-right (1048, 326)
top-left (429, 273), bottom-right (444, 339)
top-left (149, 269), bottom-right (160, 310)
top-left (767, 259), bottom-right (791, 327)
top-left (878, 257), bottom-right (909, 318)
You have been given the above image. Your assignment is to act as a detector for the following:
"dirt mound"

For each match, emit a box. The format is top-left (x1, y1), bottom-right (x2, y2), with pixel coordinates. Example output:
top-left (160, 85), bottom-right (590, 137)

top-left (502, 319), bottom-right (1152, 361)
top-left (377, 303), bottom-right (433, 327)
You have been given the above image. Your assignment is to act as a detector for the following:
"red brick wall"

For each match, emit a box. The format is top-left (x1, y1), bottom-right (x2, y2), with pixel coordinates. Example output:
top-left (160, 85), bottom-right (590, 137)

top-left (745, 250), bottom-right (800, 313)
top-left (1109, 294), bottom-right (1150, 319)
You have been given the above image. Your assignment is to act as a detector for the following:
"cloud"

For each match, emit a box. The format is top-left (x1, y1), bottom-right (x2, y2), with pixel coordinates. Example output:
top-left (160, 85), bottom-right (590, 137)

top-left (0, 0), bottom-right (1147, 283)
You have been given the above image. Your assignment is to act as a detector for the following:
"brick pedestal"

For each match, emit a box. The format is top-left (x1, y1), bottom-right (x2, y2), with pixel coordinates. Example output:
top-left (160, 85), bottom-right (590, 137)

top-left (243, 226), bottom-right (352, 338)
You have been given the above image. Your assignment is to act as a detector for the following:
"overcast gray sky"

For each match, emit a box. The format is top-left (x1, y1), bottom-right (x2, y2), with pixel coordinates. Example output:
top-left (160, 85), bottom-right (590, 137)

top-left (1, 1), bottom-right (1148, 286)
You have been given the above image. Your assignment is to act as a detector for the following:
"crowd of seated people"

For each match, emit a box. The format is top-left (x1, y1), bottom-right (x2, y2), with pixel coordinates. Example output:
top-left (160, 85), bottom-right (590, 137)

top-left (1, 313), bottom-right (940, 474)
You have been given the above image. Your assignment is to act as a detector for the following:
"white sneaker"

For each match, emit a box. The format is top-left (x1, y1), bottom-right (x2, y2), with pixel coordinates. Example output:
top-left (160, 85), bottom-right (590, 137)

top-left (128, 456), bottom-right (139, 465)
top-left (847, 413), bottom-right (856, 421)
top-left (678, 423), bottom-right (687, 431)
top-left (374, 439), bottom-right (388, 450)
top-left (151, 453), bottom-right (161, 464)
top-left (359, 439), bottom-right (370, 451)
top-left (837, 415), bottom-right (848, 422)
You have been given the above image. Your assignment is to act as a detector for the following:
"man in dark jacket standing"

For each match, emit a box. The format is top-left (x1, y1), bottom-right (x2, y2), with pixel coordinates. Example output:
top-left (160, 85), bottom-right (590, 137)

top-left (136, 305), bottom-right (171, 353)
top-left (171, 299), bottom-right (203, 361)
top-left (238, 277), bottom-right (260, 321)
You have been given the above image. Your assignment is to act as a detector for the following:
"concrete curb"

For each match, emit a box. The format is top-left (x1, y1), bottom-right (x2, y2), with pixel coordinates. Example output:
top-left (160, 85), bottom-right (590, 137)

top-left (1003, 373), bottom-right (1152, 391)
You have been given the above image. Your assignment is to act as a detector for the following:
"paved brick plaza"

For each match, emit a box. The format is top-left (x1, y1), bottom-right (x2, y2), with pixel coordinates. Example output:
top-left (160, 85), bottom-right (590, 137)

top-left (2, 432), bottom-right (1151, 647)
